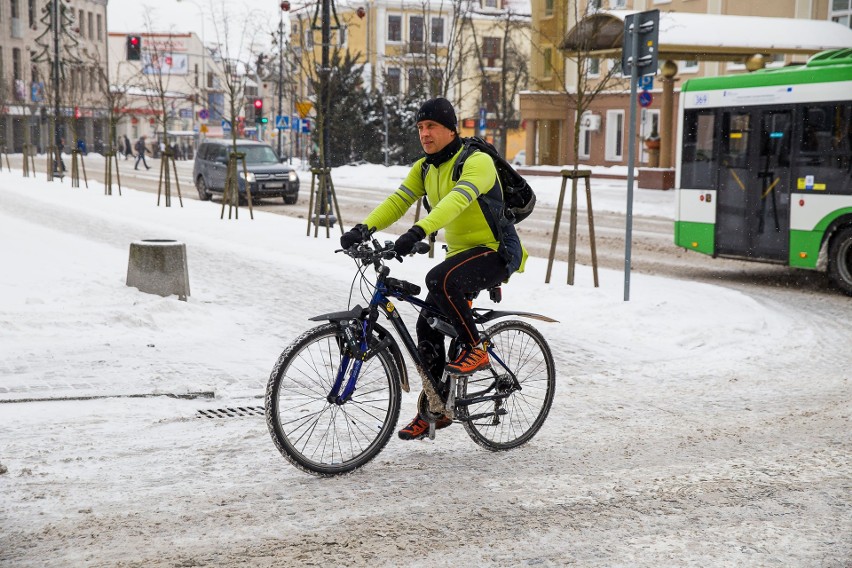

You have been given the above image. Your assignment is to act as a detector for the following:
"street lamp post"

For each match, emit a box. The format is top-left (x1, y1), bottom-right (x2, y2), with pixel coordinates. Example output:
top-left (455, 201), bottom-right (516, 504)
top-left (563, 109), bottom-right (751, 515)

top-left (277, 2), bottom-right (286, 159)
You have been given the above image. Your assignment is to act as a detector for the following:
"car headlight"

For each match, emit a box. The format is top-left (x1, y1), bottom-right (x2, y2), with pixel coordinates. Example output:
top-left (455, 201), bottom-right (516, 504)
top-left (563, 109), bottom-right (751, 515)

top-left (288, 171), bottom-right (298, 182)
top-left (239, 171), bottom-right (256, 183)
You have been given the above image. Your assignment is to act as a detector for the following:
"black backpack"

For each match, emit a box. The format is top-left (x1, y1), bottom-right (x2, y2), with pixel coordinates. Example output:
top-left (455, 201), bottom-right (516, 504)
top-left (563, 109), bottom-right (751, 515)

top-left (420, 136), bottom-right (536, 273)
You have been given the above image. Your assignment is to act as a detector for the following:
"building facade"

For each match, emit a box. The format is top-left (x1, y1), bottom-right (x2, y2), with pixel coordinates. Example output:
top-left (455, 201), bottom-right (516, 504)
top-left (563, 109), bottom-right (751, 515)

top-left (521, 0), bottom-right (852, 177)
top-left (286, 0), bottom-right (532, 158)
top-left (0, 0), bottom-right (109, 153)
top-left (106, 31), bottom-right (225, 149)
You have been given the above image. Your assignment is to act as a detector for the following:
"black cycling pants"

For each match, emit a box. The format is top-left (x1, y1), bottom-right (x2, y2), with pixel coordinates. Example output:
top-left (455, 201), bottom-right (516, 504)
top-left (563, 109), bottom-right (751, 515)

top-left (415, 247), bottom-right (508, 376)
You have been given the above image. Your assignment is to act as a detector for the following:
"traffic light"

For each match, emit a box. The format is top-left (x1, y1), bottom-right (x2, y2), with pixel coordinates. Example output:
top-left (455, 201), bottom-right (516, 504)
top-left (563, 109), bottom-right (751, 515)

top-left (254, 98), bottom-right (267, 124)
top-left (127, 35), bottom-right (142, 61)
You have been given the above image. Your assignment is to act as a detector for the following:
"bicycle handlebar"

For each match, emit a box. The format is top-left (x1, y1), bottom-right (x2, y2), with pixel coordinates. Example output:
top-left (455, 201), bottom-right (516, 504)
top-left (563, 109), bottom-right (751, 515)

top-left (338, 238), bottom-right (430, 265)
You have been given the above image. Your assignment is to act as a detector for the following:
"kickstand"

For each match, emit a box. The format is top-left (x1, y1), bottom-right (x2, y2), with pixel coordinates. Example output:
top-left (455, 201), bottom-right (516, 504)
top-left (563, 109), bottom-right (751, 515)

top-left (428, 419), bottom-right (437, 440)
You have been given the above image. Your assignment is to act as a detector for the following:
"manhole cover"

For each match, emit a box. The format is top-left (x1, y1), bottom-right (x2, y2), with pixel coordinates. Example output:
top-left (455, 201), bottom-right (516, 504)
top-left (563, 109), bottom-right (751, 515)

top-left (197, 406), bottom-right (265, 419)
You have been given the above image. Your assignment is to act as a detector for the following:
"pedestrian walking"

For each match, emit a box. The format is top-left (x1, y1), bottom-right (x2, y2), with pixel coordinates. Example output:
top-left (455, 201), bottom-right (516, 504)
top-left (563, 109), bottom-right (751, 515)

top-left (123, 135), bottom-right (132, 160)
top-left (134, 136), bottom-right (151, 170)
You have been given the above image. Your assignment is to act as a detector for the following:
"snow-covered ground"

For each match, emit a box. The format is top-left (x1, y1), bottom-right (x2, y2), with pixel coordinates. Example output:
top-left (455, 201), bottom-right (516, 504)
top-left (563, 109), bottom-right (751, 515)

top-left (0, 168), bottom-right (849, 566)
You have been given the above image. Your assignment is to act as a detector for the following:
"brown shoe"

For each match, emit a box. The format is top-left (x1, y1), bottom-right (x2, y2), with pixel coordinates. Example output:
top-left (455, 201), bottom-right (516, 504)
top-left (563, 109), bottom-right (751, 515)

top-left (397, 414), bottom-right (452, 440)
top-left (445, 344), bottom-right (490, 376)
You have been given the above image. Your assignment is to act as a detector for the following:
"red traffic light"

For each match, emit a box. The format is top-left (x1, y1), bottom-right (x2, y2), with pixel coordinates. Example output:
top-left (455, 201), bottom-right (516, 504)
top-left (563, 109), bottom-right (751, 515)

top-left (127, 35), bottom-right (142, 60)
top-left (254, 99), bottom-right (263, 110)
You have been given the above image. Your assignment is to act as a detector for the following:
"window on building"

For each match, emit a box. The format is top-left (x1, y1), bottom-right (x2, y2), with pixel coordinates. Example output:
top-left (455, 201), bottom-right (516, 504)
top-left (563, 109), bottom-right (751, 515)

top-left (97, 14), bottom-right (102, 40)
top-left (386, 67), bottom-right (400, 95)
top-left (605, 109), bottom-right (624, 161)
top-left (610, 0), bottom-right (627, 7)
top-left (543, 47), bottom-right (553, 78)
top-left (430, 69), bottom-right (443, 96)
top-left (87, 12), bottom-right (93, 39)
top-left (588, 0), bottom-right (602, 10)
top-left (578, 113), bottom-right (592, 159)
top-left (483, 0), bottom-right (500, 8)
top-left (337, 26), bottom-right (347, 46)
top-left (483, 37), bottom-right (501, 66)
top-left (431, 17), bottom-right (444, 44)
top-left (586, 57), bottom-right (600, 77)
top-left (27, 0), bottom-right (34, 27)
top-left (409, 16), bottom-right (424, 53)
top-left (30, 64), bottom-right (37, 83)
top-left (388, 15), bottom-right (401, 42)
top-left (483, 80), bottom-right (500, 113)
top-left (78, 10), bottom-right (84, 37)
top-left (545, 0), bottom-right (554, 16)
top-left (12, 47), bottom-right (21, 81)
top-left (680, 59), bottom-right (698, 73)
top-left (11, 0), bottom-right (19, 18)
top-left (408, 68), bottom-right (424, 95)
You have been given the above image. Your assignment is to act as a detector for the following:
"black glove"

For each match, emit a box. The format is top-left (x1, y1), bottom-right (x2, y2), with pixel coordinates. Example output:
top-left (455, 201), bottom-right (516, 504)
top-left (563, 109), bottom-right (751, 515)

top-left (340, 224), bottom-right (371, 249)
top-left (393, 226), bottom-right (426, 257)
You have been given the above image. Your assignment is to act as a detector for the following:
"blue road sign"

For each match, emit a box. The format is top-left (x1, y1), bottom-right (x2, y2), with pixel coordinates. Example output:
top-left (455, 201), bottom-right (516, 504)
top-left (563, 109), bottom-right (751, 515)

top-left (222, 119), bottom-right (231, 132)
top-left (479, 107), bottom-right (486, 132)
top-left (275, 115), bottom-right (290, 130)
top-left (198, 108), bottom-right (209, 120)
top-left (639, 75), bottom-right (654, 90)
top-left (292, 117), bottom-right (301, 132)
top-left (638, 90), bottom-right (653, 108)
top-left (301, 119), bottom-right (311, 134)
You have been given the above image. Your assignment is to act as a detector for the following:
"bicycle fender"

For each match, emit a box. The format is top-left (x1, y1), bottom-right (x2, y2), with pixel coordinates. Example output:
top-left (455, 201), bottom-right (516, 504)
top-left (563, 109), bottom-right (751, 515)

top-left (473, 309), bottom-right (559, 324)
top-left (309, 305), bottom-right (366, 322)
top-left (373, 322), bottom-right (410, 393)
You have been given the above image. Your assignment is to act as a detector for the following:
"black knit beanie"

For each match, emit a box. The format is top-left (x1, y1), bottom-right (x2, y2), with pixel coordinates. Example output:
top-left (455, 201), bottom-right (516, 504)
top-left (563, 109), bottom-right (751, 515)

top-left (415, 97), bottom-right (458, 133)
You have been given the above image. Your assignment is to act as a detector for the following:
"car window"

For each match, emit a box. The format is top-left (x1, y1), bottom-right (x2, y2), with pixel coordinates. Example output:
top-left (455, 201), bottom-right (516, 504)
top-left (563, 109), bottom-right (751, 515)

top-left (197, 144), bottom-right (209, 160)
top-left (212, 146), bottom-right (228, 162)
top-left (239, 145), bottom-right (279, 165)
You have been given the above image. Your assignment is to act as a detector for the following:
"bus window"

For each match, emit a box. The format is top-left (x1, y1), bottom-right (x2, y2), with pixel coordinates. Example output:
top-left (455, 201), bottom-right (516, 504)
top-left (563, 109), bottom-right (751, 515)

top-left (722, 113), bottom-right (751, 168)
top-left (681, 110), bottom-right (716, 189)
top-left (795, 103), bottom-right (852, 195)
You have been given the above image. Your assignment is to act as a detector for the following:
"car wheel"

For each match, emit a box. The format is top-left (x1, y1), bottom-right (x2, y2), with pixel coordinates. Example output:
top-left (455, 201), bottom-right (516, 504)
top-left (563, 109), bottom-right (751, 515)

top-left (196, 176), bottom-right (211, 201)
top-left (283, 194), bottom-right (298, 205)
top-left (828, 225), bottom-right (852, 296)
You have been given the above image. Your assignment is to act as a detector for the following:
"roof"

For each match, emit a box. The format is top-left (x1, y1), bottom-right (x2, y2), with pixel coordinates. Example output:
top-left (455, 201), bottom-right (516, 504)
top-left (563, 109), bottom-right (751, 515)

top-left (560, 10), bottom-right (852, 61)
top-left (682, 48), bottom-right (852, 92)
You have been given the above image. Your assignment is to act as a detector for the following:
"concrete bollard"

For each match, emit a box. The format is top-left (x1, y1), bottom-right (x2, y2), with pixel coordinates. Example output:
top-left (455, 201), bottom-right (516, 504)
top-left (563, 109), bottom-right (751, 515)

top-left (126, 239), bottom-right (190, 301)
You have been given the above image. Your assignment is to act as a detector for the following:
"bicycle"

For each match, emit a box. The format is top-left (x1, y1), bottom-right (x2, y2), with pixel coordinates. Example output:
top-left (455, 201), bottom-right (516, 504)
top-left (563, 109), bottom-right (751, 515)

top-left (265, 237), bottom-right (557, 476)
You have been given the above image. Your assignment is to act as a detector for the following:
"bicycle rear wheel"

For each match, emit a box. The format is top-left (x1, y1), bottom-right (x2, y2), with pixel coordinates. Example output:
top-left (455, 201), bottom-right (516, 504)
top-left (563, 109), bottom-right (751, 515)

top-left (265, 323), bottom-right (402, 476)
top-left (460, 320), bottom-right (555, 450)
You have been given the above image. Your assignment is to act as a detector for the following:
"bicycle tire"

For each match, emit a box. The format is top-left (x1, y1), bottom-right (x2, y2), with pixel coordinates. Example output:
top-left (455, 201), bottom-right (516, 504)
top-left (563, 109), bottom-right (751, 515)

top-left (460, 320), bottom-right (555, 451)
top-left (265, 323), bottom-right (402, 476)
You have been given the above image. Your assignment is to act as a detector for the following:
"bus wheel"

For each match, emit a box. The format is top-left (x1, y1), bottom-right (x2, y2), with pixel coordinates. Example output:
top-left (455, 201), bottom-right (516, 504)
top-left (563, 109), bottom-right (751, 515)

top-left (828, 226), bottom-right (852, 296)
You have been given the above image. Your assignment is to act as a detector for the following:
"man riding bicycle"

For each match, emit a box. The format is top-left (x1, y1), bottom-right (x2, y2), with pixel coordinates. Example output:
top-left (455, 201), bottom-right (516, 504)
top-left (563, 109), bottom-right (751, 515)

top-left (339, 98), bottom-right (527, 440)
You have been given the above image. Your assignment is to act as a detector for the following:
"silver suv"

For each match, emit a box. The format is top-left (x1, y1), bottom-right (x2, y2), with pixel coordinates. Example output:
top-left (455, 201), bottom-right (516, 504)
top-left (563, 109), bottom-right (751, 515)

top-left (193, 140), bottom-right (299, 204)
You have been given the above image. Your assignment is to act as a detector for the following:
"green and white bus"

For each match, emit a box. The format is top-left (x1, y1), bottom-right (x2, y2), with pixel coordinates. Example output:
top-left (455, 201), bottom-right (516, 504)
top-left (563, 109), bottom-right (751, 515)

top-left (675, 48), bottom-right (852, 294)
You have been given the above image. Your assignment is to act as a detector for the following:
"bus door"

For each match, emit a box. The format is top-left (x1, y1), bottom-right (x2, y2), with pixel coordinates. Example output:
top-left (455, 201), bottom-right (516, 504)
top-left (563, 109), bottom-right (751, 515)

top-left (716, 109), bottom-right (792, 260)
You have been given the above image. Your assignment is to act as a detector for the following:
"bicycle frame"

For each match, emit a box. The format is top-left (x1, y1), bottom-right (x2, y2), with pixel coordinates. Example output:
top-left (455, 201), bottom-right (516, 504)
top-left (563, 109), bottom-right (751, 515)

top-left (310, 241), bottom-right (557, 411)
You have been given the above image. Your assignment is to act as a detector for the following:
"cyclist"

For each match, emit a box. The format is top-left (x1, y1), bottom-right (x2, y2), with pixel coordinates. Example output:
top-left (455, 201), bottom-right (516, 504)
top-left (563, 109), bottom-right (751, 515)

top-left (340, 97), bottom-right (527, 440)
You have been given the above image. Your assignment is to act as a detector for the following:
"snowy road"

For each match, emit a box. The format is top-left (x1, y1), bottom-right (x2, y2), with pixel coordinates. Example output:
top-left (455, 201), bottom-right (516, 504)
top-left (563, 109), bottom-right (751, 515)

top-left (0, 168), bottom-right (849, 567)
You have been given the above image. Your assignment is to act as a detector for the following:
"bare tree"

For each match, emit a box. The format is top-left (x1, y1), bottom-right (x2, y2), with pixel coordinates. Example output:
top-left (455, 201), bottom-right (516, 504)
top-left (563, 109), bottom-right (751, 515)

top-left (461, 2), bottom-right (529, 155)
top-left (206, 0), bottom-right (262, 218)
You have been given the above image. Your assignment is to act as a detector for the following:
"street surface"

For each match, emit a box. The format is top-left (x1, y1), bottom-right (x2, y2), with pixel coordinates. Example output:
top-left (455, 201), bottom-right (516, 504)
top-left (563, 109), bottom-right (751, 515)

top-left (0, 158), bottom-right (849, 567)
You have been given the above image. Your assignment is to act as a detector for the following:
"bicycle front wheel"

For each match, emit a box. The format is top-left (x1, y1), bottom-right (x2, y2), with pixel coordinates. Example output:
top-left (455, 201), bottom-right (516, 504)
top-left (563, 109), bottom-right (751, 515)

top-left (460, 320), bottom-right (555, 451)
top-left (265, 323), bottom-right (402, 476)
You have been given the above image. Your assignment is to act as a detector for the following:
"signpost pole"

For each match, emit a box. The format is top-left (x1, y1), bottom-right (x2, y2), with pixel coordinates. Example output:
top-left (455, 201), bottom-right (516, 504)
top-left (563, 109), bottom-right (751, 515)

top-left (621, 10), bottom-right (659, 302)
